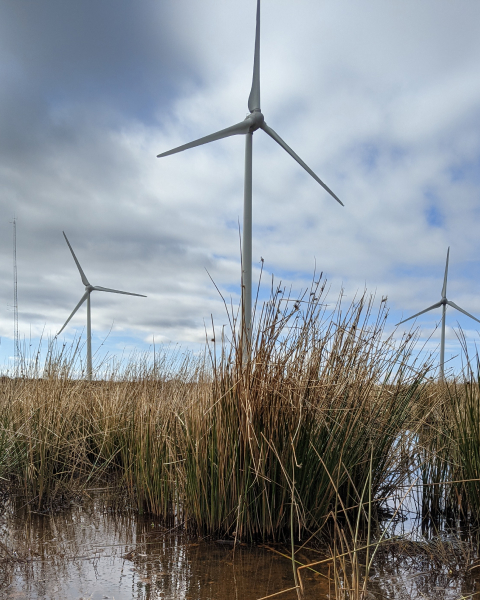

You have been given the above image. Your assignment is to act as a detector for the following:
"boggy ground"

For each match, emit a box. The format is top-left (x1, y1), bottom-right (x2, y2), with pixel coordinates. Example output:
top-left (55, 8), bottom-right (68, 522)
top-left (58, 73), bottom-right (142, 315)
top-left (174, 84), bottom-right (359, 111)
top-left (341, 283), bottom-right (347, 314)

top-left (1, 283), bottom-right (480, 598)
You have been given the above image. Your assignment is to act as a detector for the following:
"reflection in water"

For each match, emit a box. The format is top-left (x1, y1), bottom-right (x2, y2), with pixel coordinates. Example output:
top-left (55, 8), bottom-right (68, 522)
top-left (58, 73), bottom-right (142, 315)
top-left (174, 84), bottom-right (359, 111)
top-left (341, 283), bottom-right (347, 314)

top-left (1, 494), bottom-right (480, 599)
top-left (0, 495), bottom-right (327, 600)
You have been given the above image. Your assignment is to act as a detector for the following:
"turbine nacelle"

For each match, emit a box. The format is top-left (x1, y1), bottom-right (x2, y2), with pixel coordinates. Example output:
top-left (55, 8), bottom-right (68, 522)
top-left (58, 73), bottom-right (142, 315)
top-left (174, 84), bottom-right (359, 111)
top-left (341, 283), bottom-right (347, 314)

top-left (245, 110), bottom-right (264, 132)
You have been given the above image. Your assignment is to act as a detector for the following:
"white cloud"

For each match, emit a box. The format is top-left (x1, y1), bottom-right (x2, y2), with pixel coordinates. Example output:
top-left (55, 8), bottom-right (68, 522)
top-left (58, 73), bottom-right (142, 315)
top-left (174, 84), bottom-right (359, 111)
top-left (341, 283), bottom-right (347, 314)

top-left (0, 0), bottom-right (479, 372)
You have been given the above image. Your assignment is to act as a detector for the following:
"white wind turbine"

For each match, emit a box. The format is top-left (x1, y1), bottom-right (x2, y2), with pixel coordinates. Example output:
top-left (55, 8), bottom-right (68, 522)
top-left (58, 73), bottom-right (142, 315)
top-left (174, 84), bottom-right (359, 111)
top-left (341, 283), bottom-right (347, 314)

top-left (57, 232), bottom-right (146, 381)
top-left (157, 0), bottom-right (342, 351)
top-left (397, 247), bottom-right (480, 381)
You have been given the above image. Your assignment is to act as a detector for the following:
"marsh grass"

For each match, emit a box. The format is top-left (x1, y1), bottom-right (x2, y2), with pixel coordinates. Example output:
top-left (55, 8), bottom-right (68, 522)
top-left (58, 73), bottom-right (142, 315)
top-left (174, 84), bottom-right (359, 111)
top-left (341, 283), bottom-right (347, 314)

top-left (442, 338), bottom-right (480, 524)
top-left (408, 334), bottom-right (480, 527)
top-left (162, 281), bottom-right (430, 540)
top-left (3, 276), bottom-right (480, 548)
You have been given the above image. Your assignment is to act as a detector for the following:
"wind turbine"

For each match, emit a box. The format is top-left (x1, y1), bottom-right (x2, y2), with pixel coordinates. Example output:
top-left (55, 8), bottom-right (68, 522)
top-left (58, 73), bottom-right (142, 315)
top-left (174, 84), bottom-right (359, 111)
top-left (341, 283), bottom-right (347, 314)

top-left (397, 247), bottom-right (480, 381)
top-left (157, 0), bottom-right (343, 352)
top-left (57, 232), bottom-right (146, 381)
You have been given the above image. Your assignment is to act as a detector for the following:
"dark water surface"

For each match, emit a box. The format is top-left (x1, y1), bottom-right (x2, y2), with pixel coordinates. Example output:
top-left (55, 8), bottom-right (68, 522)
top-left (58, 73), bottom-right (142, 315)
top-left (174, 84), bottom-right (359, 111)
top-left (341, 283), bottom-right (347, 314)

top-left (1, 494), bottom-right (480, 599)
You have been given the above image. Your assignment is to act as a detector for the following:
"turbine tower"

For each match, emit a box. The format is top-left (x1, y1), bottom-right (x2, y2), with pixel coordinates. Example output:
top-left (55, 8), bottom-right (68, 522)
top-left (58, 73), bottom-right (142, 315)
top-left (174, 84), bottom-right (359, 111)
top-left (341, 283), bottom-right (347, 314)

top-left (397, 247), bottom-right (480, 381)
top-left (57, 232), bottom-right (146, 381)
top-left (157, 0), bottom-right (342, 354)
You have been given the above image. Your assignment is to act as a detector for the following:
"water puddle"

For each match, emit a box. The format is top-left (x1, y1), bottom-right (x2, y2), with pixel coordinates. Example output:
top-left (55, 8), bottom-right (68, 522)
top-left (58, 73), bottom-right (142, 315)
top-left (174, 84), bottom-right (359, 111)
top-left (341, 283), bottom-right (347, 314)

top-left (1, 493), bottom-right (480, 599)
top-left (0, 494), bottom-right (329, 600)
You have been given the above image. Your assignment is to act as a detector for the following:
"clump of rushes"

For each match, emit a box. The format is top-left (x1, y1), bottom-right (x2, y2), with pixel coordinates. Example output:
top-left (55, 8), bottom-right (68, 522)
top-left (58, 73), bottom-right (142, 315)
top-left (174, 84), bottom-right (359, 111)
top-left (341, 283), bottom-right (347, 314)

top-left (175, 277), bottom-right (430, 540)
top-left (415, 332), bottom-right (480, 527)
top-left (447, 340), bottom-right (480, 523)
top-left (408, 329), bottom-right (480, 528)
top-left (0, 276), bottom-right (431, 541)
top-left (413, 381), bottom-right (455, 529)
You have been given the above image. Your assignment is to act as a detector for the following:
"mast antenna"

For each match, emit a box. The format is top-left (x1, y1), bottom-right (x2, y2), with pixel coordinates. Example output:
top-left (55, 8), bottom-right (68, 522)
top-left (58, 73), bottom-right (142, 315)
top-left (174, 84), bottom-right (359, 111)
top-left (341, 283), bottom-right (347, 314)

top-left (13, 217), bottom-right (19, 374)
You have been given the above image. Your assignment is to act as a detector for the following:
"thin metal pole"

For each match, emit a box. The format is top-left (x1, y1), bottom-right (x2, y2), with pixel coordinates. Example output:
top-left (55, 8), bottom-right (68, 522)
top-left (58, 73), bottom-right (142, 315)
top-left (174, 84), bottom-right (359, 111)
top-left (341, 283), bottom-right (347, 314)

top-left (440, 302), bottom-right (446, 382)
top-left (12, 218), bottom-right (19, 377)
top-left (242, 132), bottom-right (253, 358)
top-left (87, 292), bottom-right (92, 381)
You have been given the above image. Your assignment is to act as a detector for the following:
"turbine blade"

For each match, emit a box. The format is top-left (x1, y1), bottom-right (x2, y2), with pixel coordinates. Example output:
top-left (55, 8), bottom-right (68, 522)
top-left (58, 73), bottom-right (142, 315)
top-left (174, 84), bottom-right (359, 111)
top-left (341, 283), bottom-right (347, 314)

top-left (261, 122), bottom-right (343, 206)
top-left (396, 301), bottom-right (443, 326)
top-left (157, 120), bottom-right (251, 158)
top-left (247, 0), bottom-right (261, 113)
top-left (447, 300), bottom-right (480, 325)
top-left (63, 232), bottom-right (90, 287)
top-left (57, 291), bottom-right (89, 336)
top-left (442, 247), bottom-right (450, 298)
top-left (93, 286), bottom-right (147, 297)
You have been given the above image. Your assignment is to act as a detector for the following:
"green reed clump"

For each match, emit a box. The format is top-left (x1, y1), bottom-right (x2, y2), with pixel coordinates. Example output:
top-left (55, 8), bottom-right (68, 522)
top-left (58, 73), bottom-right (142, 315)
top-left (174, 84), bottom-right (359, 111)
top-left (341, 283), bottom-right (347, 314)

top-left (409, 381), bottom-right (455, 528)
top-left (446, 358), bottom-right (480, 522)
top-left (406, 328), bottom-right (480, 527)
top-left (172, 280), bottom-right (430, 540)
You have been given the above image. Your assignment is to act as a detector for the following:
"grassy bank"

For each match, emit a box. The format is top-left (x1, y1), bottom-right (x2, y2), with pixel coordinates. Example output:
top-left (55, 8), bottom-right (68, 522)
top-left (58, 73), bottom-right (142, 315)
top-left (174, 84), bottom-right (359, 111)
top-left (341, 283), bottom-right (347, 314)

top-left (1, 281), bottom-right (479, 545)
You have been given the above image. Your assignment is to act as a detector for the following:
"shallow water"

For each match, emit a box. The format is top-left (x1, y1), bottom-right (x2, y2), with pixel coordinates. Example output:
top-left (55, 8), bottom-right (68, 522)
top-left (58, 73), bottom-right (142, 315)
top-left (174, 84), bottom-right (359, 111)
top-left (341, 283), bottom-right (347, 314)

top-left (0, 495), bottom-right (330, 600)
top-left (1, 494), bottom-right (480, 600)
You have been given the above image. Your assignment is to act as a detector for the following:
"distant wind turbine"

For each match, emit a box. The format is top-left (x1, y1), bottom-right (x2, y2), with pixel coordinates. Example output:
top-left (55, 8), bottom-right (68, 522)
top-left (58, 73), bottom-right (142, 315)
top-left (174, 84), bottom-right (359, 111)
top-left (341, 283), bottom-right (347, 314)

top-left (397, 247), bottom-right (480, 381)
top-left (157, 0), bottom-right (343, 352)
top-left (57, 232), bottom-right (146, 381)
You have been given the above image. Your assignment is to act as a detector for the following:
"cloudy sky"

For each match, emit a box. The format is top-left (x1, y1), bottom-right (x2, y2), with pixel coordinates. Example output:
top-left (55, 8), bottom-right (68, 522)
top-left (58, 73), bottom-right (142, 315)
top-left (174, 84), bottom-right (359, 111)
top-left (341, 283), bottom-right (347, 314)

top-left (0, 0), bottom-right (479, 374)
